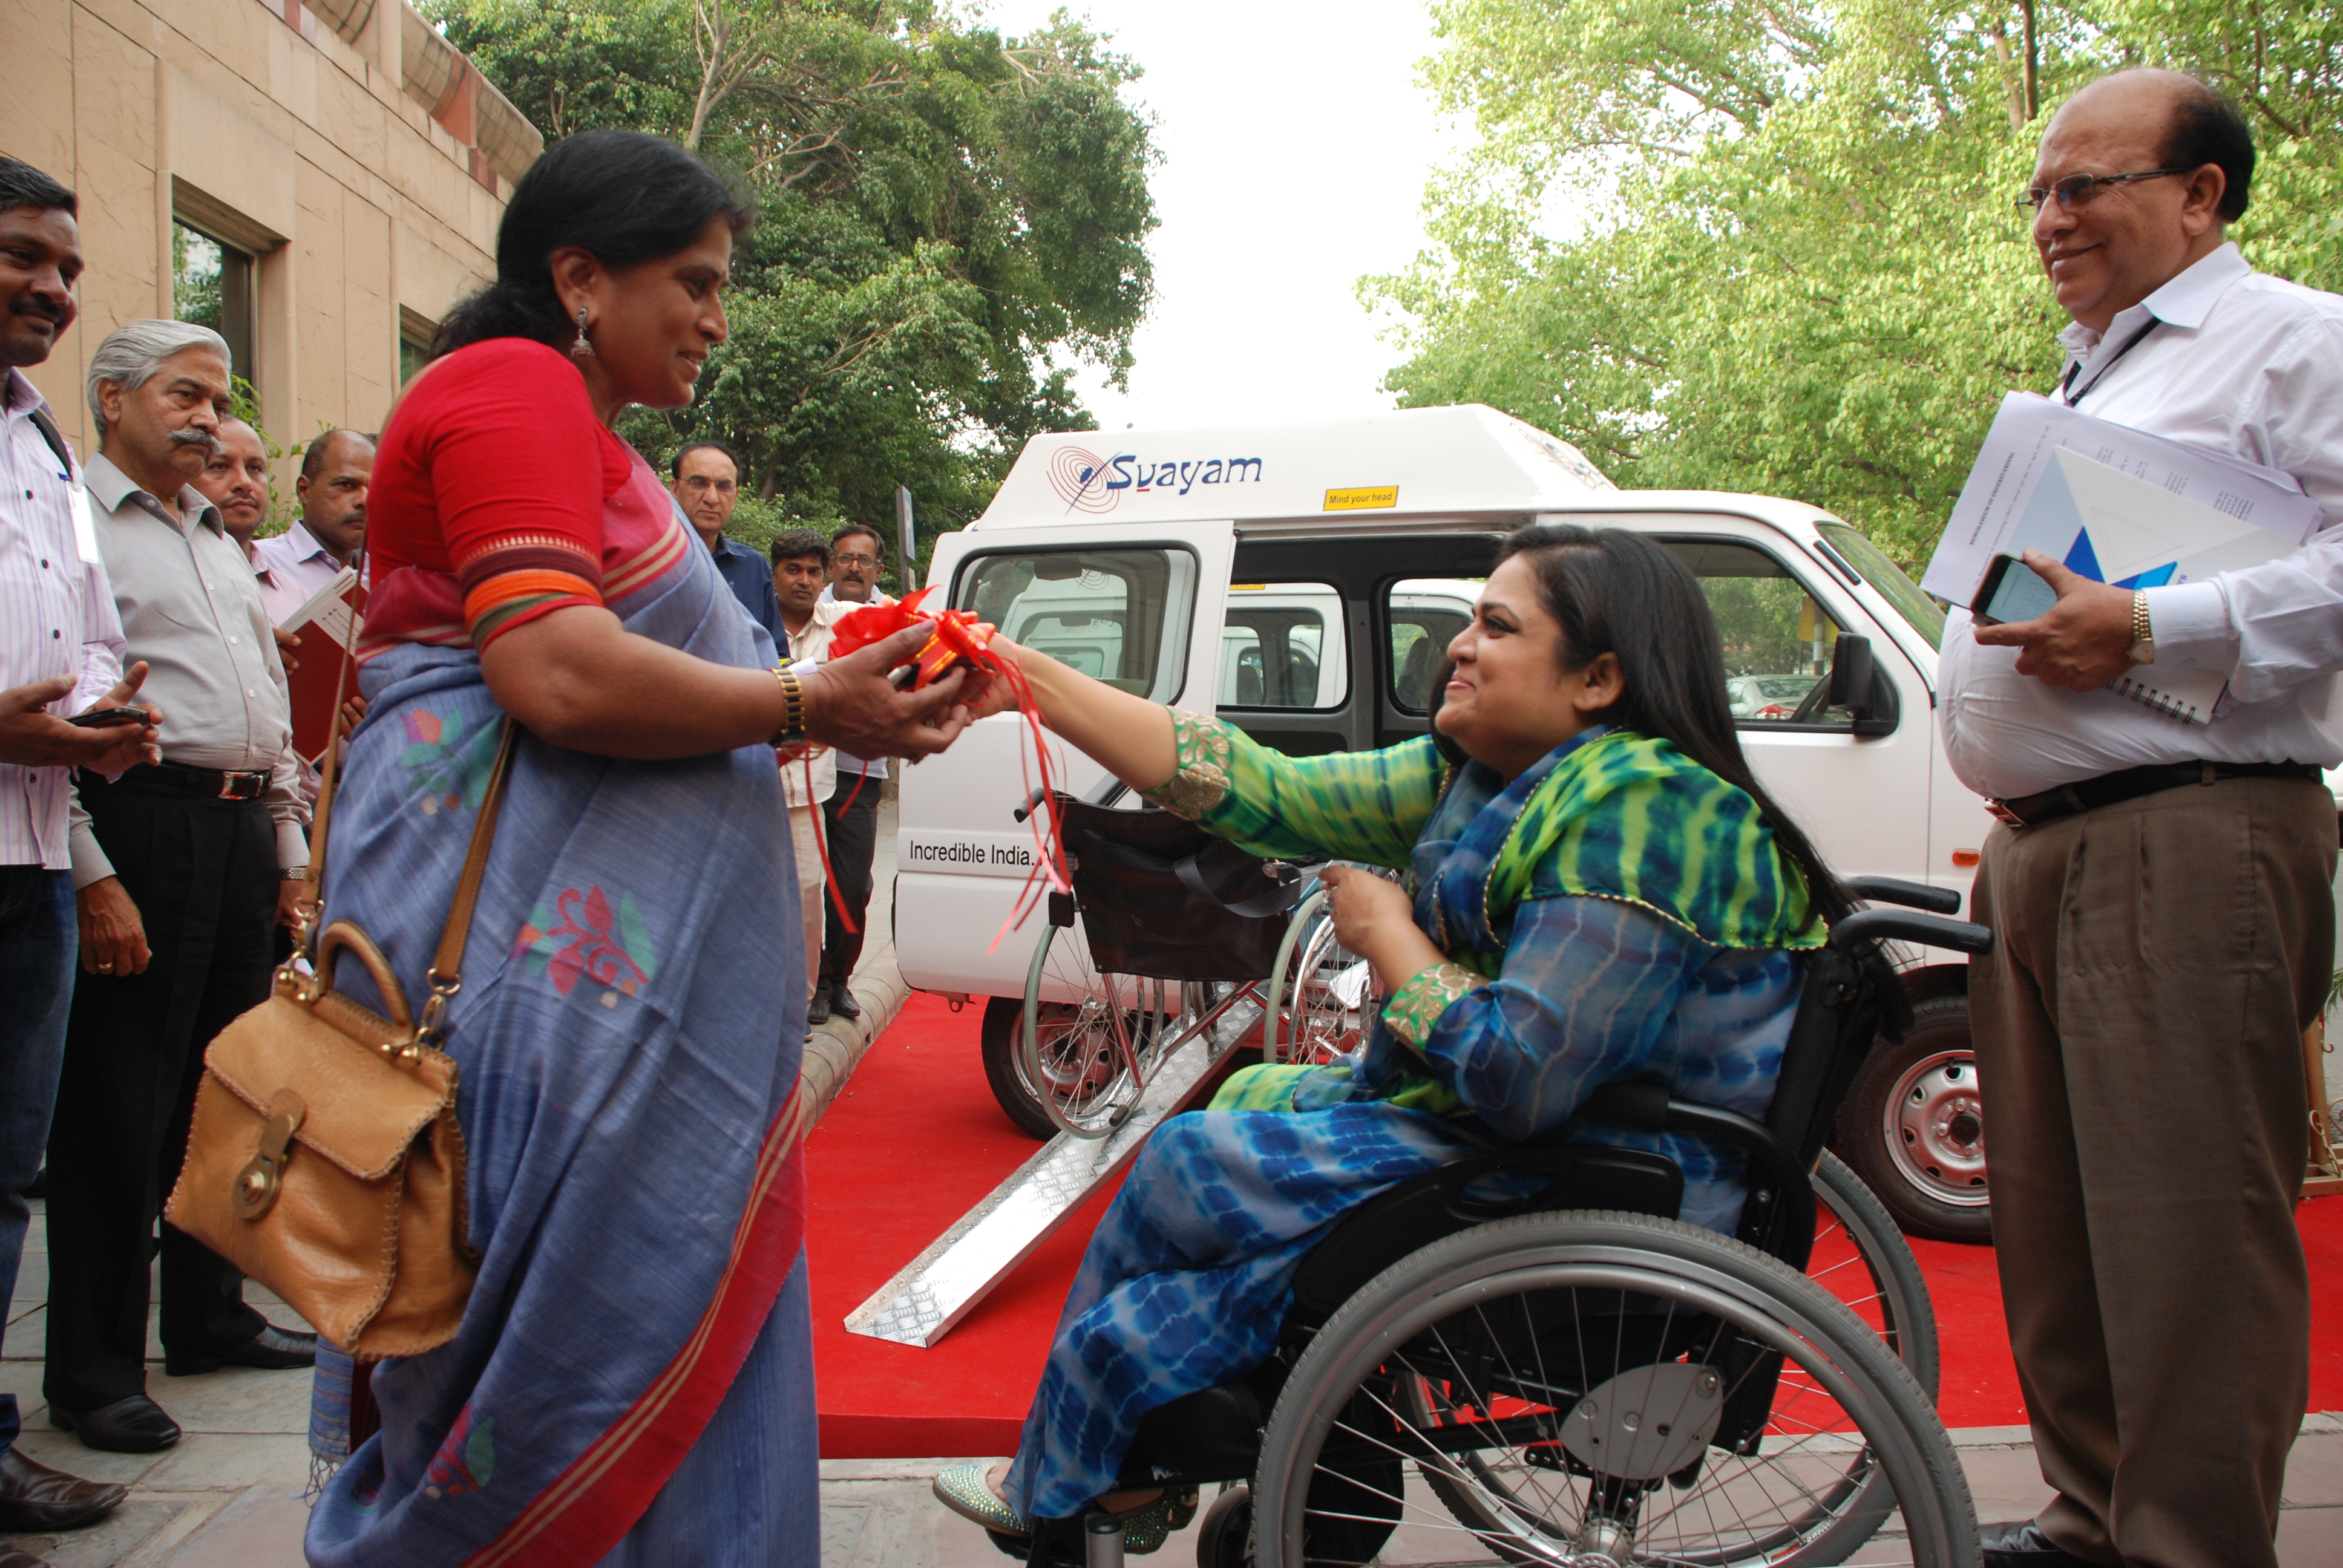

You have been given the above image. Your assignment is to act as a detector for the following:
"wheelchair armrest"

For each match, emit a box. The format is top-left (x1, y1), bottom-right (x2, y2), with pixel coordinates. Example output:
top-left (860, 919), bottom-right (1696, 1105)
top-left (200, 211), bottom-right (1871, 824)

top-left (1843, 875), bottom-right (1962, 915)
top-left (1576, 1085), bottom-right (1817, 1270)
top-left (1829, 908), bottom-right (1994, 956)
top-left (1082, 775), bottom-right (1132, 808)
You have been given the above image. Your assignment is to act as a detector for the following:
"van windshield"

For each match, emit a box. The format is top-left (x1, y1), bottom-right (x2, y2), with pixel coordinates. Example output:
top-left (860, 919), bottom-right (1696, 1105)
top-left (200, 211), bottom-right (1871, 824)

top-left (1814, 522), bottom-right (1947, 649)
top-left (955, 547), bottom-right (1196, 701)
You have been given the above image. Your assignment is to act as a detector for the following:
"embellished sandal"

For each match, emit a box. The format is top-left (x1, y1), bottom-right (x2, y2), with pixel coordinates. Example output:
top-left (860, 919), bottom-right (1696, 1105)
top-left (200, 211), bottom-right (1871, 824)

top-left (934, 1464), bottom-right (1029, 1537)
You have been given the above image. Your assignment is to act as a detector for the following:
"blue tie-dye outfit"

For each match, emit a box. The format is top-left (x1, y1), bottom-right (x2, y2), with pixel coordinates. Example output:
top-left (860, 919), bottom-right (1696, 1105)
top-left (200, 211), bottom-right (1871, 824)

top-left (1004, 715), bottom-right (1825, 1521)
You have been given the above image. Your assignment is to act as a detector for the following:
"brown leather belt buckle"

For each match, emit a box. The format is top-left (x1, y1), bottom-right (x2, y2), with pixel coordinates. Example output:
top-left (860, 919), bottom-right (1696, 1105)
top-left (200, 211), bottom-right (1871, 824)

top-left (218, 770), bottom-right (266, 802)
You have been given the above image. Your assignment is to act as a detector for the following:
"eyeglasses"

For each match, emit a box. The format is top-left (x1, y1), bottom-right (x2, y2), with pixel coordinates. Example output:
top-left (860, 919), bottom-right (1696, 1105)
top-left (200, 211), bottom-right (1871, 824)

top-left (2016, 168), bottom-right (2191, 212)
top-left (833, 551), bottom-right (879, 568)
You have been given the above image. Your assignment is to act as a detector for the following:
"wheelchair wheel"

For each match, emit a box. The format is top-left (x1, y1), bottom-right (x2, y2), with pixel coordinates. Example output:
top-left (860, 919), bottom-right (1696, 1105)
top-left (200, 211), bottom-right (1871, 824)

top-left (1274, 912), bottom-right (1372, 1068)
top-left (1196, 1485), bottom-right (1254, 1568)
top-left (1014, 921), bottom-right (1173, 1140)
top-left (1251, 1210), bottom-right (1976, 1568)
top-left (1809, 1150), bottom-right (1940, 1402)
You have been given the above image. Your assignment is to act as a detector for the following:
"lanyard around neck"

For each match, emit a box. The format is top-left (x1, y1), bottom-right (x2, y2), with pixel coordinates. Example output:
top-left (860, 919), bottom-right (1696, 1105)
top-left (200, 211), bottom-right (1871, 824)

top-left (2060, 316), bottom-right (2160, 407)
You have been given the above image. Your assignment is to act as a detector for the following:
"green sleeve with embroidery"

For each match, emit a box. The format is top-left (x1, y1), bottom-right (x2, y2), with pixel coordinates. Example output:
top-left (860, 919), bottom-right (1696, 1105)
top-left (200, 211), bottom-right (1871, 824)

top-left (1141, 710), bottom-right (1445, 871)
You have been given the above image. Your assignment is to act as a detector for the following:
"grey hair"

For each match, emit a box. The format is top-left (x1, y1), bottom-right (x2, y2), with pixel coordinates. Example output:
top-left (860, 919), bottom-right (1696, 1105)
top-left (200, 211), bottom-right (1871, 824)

top-left (85, 319), bottom-right (231, 434)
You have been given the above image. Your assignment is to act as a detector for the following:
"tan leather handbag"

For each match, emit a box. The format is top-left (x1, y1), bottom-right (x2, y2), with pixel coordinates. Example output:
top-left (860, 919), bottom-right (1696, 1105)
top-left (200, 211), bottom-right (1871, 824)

top-left (166, 669), bottom-right (519, 1362)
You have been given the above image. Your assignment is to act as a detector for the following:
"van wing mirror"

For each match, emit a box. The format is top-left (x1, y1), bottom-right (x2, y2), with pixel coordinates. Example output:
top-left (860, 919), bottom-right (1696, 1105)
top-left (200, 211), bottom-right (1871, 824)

top-left (1826, 633), bottom-right (1899, 739)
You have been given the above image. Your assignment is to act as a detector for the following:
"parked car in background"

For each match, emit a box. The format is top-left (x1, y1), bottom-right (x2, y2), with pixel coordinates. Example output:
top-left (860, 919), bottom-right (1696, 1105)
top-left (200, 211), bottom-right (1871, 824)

top-left (1728, 673), bottom-right (1822, 720)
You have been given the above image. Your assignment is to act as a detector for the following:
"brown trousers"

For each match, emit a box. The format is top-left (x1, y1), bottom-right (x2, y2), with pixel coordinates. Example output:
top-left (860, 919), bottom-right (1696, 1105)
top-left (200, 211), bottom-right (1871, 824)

top-left (1970, 776), bottom-right (2333, 1568)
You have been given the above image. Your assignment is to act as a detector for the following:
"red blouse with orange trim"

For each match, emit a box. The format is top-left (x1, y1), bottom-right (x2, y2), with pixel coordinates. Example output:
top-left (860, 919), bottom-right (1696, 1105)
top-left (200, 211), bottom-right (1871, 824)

top-left (360, 337), bottom-right (674, 661)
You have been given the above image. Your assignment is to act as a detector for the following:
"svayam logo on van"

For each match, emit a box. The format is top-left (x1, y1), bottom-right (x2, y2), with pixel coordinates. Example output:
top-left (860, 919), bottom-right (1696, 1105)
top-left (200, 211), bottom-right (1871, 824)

top-left (1046, 445), bottom-right (1263, 514)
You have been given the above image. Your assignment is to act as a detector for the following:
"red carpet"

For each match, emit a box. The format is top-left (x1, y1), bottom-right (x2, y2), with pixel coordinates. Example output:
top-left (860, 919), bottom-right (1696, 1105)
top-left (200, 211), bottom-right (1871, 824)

top-left (808, 993), bottom-right (2343, 1455)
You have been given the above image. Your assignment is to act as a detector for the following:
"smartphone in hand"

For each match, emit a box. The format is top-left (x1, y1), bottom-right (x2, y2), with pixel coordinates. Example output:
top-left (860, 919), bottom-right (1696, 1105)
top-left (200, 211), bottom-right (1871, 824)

top-left (1970, 553), bottom-right (2061, 626)
top-left (67, 707), bottom-right (151, 728)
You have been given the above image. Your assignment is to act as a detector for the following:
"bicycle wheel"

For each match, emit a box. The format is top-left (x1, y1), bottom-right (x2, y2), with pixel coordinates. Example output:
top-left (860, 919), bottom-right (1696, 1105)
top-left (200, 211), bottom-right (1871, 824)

top-left (1254, 1210), bottom-right (1976, 1568)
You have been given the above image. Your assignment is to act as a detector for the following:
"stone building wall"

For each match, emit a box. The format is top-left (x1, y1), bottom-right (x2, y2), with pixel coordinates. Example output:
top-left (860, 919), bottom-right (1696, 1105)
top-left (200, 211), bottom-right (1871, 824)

top-left (0, 0), bottom-right (537, 472)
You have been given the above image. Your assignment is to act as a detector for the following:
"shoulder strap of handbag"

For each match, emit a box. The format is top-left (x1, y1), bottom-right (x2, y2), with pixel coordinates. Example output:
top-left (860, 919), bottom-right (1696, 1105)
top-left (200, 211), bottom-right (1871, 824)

top-left (300, 562), bottom-right (520, 1045)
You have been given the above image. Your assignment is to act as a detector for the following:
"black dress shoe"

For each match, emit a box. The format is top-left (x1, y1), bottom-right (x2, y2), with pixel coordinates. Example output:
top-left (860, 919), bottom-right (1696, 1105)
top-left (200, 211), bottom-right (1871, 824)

top-left (830, 984), bottom-right (862, 1021)
top-left (1981, 1520), bottom-right (2102, 1566)
top-left (48, 1393), bottom-right (181, 1452)
top-left (165, 1322), bottom-right (316, 1376)
top-left (807, 988), bottom-right (831, 1026)
top-left (0, 1445), bottom-right (128, 1532)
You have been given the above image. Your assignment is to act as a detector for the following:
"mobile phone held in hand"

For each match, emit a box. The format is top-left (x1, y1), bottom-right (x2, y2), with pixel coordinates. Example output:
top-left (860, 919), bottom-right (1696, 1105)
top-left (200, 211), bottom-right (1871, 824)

top-left (67, 707), bottom-right (149, 728)
top-left (1970, 552), bottom-right (2060, 626)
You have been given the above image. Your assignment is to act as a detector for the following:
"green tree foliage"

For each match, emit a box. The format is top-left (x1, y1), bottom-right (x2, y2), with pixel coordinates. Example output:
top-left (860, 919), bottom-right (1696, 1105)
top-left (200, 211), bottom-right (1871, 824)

top-left (1370, 0), bottom-right (2343, 570)
top-left (427, 0), bottom-right (1156, 581)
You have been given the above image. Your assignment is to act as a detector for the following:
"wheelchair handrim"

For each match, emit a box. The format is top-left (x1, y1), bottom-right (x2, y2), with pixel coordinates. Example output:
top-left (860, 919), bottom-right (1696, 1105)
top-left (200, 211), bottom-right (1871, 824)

top-left (1253, 1226), bottom-right (1972, 1568)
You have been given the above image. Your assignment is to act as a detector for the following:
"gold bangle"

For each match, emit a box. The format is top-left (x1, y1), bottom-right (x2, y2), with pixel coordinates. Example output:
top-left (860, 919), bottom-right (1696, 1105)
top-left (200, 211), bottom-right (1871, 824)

top-left (771, 666), bottom-right (807, 745)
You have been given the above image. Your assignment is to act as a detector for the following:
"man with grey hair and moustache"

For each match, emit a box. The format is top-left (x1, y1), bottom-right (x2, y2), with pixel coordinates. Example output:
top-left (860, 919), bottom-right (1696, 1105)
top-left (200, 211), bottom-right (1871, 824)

top-left (42, 320), bottom-right (315, 1459)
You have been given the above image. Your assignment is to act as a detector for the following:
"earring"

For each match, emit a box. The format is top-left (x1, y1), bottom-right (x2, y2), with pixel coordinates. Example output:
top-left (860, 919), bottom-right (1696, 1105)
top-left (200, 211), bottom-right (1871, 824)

top-left (570, 305), bottom-right (594, 359)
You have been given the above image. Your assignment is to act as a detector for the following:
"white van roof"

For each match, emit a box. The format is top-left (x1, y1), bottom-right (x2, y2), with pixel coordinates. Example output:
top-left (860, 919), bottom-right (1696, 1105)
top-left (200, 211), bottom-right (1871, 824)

top-left (972, 404), bottom-right (1616, 529)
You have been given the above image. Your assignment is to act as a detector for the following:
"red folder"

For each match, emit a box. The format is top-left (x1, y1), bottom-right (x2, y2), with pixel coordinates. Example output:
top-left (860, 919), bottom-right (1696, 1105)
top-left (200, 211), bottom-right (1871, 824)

top-left (278, 568), bottom-right (365, 763)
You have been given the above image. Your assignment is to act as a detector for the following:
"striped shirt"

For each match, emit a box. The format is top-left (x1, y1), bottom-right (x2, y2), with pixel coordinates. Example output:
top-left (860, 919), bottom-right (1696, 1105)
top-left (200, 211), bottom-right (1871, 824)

top-left (0, 369), bottom-right (125, 870)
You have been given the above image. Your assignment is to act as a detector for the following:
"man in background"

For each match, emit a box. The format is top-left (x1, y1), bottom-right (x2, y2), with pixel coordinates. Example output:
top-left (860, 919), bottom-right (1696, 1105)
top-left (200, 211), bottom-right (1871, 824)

top-left (252, 428), bottom-right (370, 625)
top-left (1941, 71), bottom-right (2343, 1568)
top-left (45, 321), bottom-right (315, 1459)
top-left (815, 522), bottom-right (895, 1021)
top-left (772, 529), bottom-right (844, 1020)
top-left (0, 151), bottom-right (142, 1565)
top-left (192, 419), bottom-right (270, 567)
top-left (672, 441), bottom-right (779, 644)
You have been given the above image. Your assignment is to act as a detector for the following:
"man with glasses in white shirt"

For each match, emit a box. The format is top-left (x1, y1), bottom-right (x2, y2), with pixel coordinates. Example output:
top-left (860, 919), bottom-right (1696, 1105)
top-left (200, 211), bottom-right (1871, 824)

top-left (1939, 70), bottom-right (2343, 1568)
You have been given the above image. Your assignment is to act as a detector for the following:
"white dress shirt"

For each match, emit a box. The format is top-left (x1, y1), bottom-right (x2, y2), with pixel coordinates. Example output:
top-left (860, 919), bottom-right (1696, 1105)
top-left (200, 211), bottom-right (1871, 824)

top-left (819, 582), bottom-right (894, 781)
top-left (1940, 243), bottom-right (2343, 799)
top-left (781, 600), bottom-right (848, 808)
top-left (0, 370), bottom-right (125, 869)
top-left (251, 518), bottom-right (355, 626)
top-left (68, 452), bottom-right (306, 886)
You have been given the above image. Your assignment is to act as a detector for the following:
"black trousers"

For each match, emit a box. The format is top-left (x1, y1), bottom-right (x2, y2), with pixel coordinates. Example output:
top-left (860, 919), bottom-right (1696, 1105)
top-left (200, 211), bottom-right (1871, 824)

top-left (818, 770), bottom-right (883, 991)
top-left (44, 769), bottom-right (273, 1410)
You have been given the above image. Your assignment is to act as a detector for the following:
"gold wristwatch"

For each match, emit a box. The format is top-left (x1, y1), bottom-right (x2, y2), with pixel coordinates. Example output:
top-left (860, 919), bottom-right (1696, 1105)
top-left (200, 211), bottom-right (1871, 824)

top-left (2127, 589), bottom-right (2155, 665)
top-left (770, 666), bottom-right (807, 745)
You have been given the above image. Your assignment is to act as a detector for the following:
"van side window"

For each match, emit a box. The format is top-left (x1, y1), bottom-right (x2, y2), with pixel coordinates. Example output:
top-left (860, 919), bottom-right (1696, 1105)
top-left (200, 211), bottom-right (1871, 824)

top-left (1221, 584), bottom-right (1346, 710)
top-left (1664, 540), bottom-right (1853, 730)
top-left (1386, 578), bottom-right (1478, 714)
top-left (954, 548), bottom-right (1195, 701)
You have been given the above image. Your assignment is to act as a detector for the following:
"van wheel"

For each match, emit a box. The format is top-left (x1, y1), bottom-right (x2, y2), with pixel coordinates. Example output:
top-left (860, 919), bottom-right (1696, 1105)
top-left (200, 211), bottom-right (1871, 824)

top-left (1837, 995), bottom-right (1992, 1244)
top-left (981, 996), bottom-right (1065, 1140)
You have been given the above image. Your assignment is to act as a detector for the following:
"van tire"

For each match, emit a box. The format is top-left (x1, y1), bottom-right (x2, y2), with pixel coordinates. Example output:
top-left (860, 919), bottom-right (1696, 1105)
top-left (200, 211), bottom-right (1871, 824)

top-left (980, 995), bottom-right (1064, 1141)
top-left (1837, 996), bottom-right (1992, 1245)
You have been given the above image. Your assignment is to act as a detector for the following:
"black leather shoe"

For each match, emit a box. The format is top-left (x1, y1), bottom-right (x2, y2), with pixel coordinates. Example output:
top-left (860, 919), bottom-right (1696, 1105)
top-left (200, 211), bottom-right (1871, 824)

top-left (48, 1393), bottom-right (181, 1452)
top-left (1981, 1520), bottom-right (2102, 1566)
top-left (807, 988), bottom-right (831, 1026)
top-left (165, 1322), bottom-right (317, 1376)
top-left (0, 1445), bottom-right (128, 1531)
top-left (830, 984), bottom-right (862, 1021)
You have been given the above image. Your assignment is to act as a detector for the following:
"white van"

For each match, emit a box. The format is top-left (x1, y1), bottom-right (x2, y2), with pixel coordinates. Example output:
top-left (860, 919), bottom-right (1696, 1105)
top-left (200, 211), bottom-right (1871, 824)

top-left (894, 405), bottom-right (1998, 1241)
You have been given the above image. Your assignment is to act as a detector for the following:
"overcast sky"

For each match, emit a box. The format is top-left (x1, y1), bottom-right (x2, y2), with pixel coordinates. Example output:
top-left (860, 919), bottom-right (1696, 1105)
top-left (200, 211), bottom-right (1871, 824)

top-left (980, 0), bottom-right (1462, 434)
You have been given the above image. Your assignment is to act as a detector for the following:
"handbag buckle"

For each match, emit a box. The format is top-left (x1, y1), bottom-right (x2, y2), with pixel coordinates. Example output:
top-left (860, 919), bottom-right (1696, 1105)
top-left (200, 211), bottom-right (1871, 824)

top-left (233, 1089), bottom-right (307, 1221)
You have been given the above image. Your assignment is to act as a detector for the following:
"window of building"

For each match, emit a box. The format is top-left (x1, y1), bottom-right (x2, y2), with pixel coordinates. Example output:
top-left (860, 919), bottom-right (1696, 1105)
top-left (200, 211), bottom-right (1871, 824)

top-left (399, 308), bottom-right (437, 387)
top-left (173, 221), bottom-right (254, 379)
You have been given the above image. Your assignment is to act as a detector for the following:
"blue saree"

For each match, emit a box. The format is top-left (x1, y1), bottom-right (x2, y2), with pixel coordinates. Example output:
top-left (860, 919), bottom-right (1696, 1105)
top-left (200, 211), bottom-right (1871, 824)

top-left (1004, 718), bottom-right (1817, 1520)
top-left (304, 451), bottom-right (818, 1566)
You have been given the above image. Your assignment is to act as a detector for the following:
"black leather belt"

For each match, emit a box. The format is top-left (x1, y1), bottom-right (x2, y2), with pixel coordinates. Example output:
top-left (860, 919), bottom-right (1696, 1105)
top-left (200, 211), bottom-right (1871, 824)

top-left (1988, 760), bottom-right (2325, 829)
top-left (145, 760), bottom-right (270, 801)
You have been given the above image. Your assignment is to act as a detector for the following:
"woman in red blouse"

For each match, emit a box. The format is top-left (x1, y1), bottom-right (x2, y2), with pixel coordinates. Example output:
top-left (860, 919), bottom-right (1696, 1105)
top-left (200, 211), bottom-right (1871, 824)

top-left (305, 131), bottom-right (977, 1568)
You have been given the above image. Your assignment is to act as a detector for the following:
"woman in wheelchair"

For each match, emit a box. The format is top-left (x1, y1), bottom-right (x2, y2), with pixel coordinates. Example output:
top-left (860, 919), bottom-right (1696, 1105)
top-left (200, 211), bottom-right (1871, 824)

top-left (934, 524), bottom-right (1866, 1553)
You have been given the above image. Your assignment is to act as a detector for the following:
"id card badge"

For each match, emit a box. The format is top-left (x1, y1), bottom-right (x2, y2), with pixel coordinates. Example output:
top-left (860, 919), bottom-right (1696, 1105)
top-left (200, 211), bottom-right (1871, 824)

top-left (68, 480), bottom-right (102, 564)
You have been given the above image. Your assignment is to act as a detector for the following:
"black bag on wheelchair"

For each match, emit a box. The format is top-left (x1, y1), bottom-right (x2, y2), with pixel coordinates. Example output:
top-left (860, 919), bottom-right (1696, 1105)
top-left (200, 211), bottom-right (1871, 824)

top-left (1054, 794), bottom-right (1304, 982)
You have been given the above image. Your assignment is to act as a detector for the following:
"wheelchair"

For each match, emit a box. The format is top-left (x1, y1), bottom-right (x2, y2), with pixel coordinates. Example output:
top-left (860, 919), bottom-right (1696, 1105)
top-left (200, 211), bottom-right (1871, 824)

top-left (981, 777), bottom-right (1326, 1140)
top-left (991, 874), bottom-right (1992, 1568)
